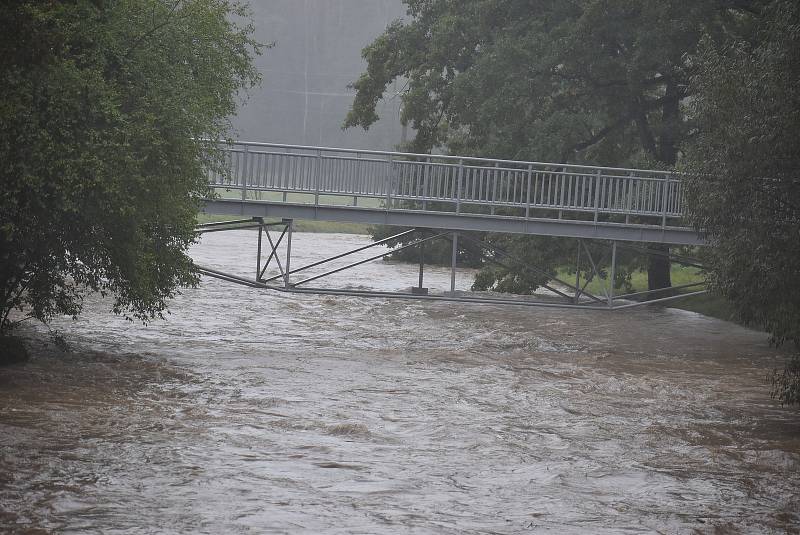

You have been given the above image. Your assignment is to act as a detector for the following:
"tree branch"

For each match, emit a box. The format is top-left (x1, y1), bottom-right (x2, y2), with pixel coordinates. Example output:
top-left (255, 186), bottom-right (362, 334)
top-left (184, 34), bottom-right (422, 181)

top-left (124, 0), bottom-right (184, 59)
top-left (568, 116), bottom-right (628, 154)
top-left (717, 0), bottom-right (766, 16)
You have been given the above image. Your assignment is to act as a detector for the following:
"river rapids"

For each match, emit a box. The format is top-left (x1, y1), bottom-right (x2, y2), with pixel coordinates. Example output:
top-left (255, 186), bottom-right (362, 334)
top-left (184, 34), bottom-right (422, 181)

top-left (1, 231), bottom-right (798, 534)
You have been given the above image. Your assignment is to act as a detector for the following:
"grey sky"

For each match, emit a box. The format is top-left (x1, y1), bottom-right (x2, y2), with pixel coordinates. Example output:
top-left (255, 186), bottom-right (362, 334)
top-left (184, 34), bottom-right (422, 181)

top-left (233, 0), bottom-right (407, 150)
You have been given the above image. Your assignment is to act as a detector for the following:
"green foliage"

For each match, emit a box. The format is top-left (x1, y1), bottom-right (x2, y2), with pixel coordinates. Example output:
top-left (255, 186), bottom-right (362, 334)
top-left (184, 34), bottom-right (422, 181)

top-left (771, 357), bottom-right (800, 407)
top-left (471, 234), bottom-right (655, 295)
top-left (369, 224), bottom-right (484, 267)
top-left (683, 0), bottom-right (800, 404)
top-left (471, 234), bottom-right (571, 293)
top-left (0, 0), bottom-right (261, 333)
top-left (346, 0), bottom-right (755, 163)
top-left (346, 0), bottom-right (760, 294)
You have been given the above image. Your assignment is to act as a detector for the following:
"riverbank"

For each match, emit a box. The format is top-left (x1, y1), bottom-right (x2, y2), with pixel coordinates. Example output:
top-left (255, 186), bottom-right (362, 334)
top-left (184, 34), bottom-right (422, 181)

top-left (556, 264), bottom-right (738, 322)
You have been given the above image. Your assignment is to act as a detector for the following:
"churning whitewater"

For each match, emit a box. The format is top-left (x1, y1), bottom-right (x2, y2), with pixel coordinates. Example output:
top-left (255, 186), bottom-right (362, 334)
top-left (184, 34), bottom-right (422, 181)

top-left (1, 230), bottom-right (798, 534)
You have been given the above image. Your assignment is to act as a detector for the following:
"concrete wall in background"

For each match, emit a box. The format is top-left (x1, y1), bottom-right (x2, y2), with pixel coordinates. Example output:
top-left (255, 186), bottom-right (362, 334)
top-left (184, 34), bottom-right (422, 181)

top-left (232, 0), bottom-right (407, 151)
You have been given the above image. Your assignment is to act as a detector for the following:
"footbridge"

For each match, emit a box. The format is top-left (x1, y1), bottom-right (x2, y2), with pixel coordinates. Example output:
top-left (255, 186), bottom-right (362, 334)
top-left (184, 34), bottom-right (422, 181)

top-left (203, 141), bottom-right (703, 246)
top-left (199, 141), bottom-right (707, 309)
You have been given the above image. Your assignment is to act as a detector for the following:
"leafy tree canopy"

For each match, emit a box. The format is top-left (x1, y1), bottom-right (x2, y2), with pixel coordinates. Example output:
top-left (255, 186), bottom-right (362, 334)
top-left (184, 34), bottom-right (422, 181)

top-left (0, 0), bottom-right (261, 334)
top-left (346, 0), bottom-right (761, 294)
top-left (683, 0), bottom-right (800, 404)
top-left (346, 0), bottom-right (758, 165)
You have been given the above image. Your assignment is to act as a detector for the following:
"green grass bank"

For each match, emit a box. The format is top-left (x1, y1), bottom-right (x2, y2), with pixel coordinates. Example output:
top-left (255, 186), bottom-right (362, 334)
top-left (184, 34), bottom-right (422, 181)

top-left (556, 264), bottom-right (737, 322)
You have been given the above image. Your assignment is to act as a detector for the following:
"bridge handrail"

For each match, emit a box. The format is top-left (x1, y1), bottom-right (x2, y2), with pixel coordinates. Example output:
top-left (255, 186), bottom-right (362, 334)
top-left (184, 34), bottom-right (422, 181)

top-left (221, 147), bottom-right (676, 183)
top-left (212, 140), bottom-right (676, 177)
top-left (206, 140), bottom-right (687, 228)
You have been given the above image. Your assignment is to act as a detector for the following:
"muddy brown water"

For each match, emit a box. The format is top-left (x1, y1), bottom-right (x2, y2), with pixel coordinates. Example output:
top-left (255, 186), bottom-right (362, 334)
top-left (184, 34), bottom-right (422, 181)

top-left (1, 231), bottom-right (798, 534)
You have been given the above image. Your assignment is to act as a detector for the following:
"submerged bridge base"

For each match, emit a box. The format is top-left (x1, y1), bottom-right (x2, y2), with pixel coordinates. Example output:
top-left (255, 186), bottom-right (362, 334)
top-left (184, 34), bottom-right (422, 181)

top-left (195, 217), bottom-right (707, 311)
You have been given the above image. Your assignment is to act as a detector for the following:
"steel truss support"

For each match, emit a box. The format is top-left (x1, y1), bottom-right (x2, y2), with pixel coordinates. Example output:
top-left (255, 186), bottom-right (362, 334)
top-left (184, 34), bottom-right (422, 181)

top-left (291, 231), bottom-right (449, 288)
top-left (575, 239), bottom-right (707, 308)
top-left (196, 217), bottom-right (275, 234)
top-left (455, 233), bottom-right (604, 305)
top-left (195, 221), bottom-right (709, 311)
top-left (578, 240), bottom-right (609, 301)
top-left (252, 225), bottom-right (450, 291)
top-left (251, 218), bottom-right (294, 285)
top-left (258, 227), bottom-right (416, 285)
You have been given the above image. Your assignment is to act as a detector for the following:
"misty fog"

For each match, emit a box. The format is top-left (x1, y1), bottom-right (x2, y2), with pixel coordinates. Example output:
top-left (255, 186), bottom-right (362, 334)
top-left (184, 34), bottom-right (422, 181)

top-left (232, 0), bottom-right (407, 150)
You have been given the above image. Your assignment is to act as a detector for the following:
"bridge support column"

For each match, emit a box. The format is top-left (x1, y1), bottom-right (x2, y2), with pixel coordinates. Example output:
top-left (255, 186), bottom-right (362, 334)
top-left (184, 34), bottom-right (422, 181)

top-left (256, 217), bottom-right (263, 280)
top-left (412, 239), bottom-right (428, 295)
top-left (450, 232), bottom-right (459, 294)
top-left (608, 241), bottom-right (617, 308)
top-left (283, 218), bottom-right (293, 289)
top-left (194, 217), bottom-right (707, 311)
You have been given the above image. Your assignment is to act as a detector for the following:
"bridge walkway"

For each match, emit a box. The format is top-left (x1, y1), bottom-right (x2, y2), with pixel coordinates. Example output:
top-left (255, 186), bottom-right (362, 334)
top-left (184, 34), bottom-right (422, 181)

top-left (202, 142), bottom-right (703, 246)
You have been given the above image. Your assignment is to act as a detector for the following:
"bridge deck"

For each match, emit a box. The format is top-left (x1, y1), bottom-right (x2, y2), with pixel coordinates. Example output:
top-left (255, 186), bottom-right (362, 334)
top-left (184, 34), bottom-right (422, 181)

top-left (203, 141), bottom-right (704, 245)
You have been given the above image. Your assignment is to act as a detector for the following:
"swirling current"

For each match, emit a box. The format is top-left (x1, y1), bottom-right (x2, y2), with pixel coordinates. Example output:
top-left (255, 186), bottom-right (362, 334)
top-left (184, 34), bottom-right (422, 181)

top-left (1, 231), bottom-right (798, 534)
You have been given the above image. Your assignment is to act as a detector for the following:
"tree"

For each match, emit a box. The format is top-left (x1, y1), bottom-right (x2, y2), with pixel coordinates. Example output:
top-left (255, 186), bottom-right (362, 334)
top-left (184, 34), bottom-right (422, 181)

top-left (0, 0), bottom-right (261, 335)
top-left (345, 0), bottom-right (759, 294)
top-left (683, 0), bottom-right (800, 405)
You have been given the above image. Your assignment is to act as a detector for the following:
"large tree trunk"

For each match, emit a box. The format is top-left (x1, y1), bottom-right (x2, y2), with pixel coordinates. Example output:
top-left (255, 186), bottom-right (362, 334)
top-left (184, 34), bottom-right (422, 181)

top-left (642, 78), bottom-right (682, 300)
top-left (658, 78), bottom-right (681, 165)
top-left (647, 244), bottom-right (673, 299)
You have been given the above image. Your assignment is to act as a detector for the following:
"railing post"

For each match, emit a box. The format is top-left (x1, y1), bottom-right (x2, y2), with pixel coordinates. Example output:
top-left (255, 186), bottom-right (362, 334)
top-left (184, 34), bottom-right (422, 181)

top-left (386, 154), bottom-right (393, 210)
top-left (314, 149), bottom-right (321, 208)
top-left (354, 152), bottom-right (360, 207)
top-left (661, 174), bottom-right (669, 228)
top-left (456, 159), bottom-right (464, 214)
top-left (525, 164), bottom-right (533, 219)
top-left (491, 162), bottom-right (498, 215)
top-left (422, 157), bottom-right (429, 211)
top-left (593, 169), bottom-right (602, 223)
top-left (242, 144), bottom-right (249, 202)
top-left (282, 148), bottom-right (289, 203)
top-left (626, 171), bottom-right (634, 224)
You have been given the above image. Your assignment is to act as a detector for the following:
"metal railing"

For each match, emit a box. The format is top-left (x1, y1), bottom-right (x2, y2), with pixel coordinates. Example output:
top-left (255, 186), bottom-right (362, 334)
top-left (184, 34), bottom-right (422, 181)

top-left (207, 141), bottom-right (686, 227)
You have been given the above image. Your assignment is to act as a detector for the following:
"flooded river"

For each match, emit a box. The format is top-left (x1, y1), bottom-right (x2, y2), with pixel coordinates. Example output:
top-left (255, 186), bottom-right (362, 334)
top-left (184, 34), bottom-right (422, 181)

top-left (1, 231), bottom-right (798, 534)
